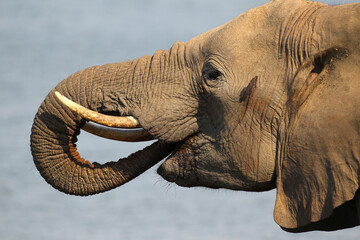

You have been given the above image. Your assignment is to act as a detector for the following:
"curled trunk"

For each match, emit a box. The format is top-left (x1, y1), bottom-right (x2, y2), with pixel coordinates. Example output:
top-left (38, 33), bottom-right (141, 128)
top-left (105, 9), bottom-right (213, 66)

top-left (31, 41), bottom-right (197, 195)
top-left (30, 62), bottom-right (175, 196)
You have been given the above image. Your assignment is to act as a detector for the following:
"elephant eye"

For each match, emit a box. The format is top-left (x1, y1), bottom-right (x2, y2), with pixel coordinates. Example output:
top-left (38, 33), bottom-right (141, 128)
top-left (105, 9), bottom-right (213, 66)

top-left (202, 63), bottom-right (223, 87)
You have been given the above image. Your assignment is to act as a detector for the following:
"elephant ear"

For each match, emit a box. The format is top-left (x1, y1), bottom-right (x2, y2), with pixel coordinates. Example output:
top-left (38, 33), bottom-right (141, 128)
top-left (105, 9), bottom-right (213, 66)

top-left (272, 3), bottom-right (360, 232)
top-left (273, 45), bottom-right (360, 231)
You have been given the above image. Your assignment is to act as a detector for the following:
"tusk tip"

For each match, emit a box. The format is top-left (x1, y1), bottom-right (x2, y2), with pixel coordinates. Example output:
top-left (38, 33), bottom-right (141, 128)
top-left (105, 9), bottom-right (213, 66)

top-left (54, 91), bottom-right (69, 103)
top-left (54, 91), bottom-right (62, 99)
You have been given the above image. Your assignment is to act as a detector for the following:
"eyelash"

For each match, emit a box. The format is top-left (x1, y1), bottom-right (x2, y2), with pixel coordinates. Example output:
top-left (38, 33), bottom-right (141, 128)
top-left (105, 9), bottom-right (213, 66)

top-left (201, 63), bottom-right (224, 87)
top-left (203, 67), bottom-right (222, 80)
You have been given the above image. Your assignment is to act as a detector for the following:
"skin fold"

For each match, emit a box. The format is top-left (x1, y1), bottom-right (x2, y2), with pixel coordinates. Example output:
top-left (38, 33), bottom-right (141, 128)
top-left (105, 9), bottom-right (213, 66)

top-left (31, 0), bottom-right (360, 233)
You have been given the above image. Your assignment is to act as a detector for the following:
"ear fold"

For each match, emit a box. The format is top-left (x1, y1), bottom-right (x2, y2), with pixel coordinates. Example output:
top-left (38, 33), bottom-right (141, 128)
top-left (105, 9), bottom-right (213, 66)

top-left (273, 45), bottom-right (360, 231)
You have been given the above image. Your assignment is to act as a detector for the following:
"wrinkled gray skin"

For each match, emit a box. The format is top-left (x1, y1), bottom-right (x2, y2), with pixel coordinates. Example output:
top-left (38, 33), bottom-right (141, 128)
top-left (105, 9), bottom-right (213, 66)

top-left (31, 0), bottom-right (360, 233)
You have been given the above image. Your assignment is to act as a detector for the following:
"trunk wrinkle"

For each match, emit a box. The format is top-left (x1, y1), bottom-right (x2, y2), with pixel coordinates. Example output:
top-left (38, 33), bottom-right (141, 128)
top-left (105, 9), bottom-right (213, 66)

top-left (31, 62), bottom-right (177, 195)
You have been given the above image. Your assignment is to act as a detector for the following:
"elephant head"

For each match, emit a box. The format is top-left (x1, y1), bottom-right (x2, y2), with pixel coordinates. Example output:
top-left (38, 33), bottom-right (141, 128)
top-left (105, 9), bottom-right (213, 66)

top-left (31, 0), bottom-right (360, 232)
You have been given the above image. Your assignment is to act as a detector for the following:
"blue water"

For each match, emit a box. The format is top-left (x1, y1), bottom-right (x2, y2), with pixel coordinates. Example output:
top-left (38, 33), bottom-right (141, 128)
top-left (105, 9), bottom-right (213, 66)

top-left (1, 0), bottom-right (359, 239)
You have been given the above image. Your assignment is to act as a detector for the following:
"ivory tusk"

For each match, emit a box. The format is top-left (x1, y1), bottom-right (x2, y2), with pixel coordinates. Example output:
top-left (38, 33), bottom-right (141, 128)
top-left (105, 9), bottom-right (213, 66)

top-left (55, 91), bottom-right (140, 128)
top-left (82, 122), bottom-right (154, 142)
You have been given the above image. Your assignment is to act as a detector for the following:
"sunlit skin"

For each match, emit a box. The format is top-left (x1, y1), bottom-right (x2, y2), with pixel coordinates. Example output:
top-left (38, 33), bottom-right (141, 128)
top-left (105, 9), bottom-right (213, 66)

top-left (31, 0), bottom-right (360, 232)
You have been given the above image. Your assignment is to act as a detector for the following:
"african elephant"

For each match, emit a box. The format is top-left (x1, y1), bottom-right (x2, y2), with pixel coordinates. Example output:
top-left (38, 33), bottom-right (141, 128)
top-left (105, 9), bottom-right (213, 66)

top-left (31, 0), bottom-right (360, 233)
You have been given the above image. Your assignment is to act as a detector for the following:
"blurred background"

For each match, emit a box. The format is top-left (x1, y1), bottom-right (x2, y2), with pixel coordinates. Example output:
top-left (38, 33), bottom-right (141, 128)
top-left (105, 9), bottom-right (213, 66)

top-left (1, 0), bottom-right (359, 239)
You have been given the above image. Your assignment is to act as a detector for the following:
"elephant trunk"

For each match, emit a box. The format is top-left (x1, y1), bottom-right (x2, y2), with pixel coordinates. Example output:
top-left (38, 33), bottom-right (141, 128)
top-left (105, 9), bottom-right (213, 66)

top-left (30, 52), bottom-right (183, 195)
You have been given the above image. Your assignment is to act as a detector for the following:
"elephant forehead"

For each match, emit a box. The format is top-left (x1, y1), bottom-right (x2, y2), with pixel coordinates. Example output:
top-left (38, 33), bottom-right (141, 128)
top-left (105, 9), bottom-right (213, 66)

top-left (203, 0), bottom-right (326, 55)
top-left (200, 5), bottom-right (283, 66)
top-left (206, 15), bottom-right (269, 50)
